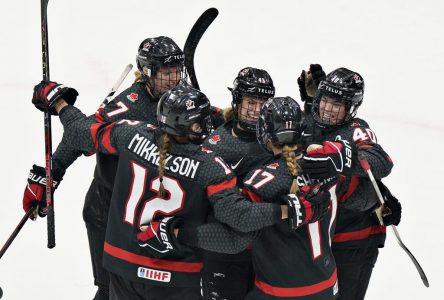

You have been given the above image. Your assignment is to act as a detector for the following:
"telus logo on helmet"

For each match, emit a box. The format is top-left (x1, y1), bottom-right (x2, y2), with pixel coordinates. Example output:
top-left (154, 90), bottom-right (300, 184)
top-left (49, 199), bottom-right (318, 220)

top-left (164, 54), bottom-right (185, 63)
top-left (324, 86), bottom-right (343, 95)
top-left (246, 87), bottom-right (274, 95)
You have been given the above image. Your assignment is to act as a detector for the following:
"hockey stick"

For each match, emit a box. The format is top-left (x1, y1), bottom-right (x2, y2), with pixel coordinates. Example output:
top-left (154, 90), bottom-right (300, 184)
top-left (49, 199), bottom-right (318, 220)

top-left (102, 64), bottom-right (133, 105)
top-left (40, 0), bottom-right (56, 249)
top-left (184, 8), bottom-right (219, 90)
top-left (0, 204), bottom-right (37, 260)
top-left (359, 158), bottom-right (430, 287)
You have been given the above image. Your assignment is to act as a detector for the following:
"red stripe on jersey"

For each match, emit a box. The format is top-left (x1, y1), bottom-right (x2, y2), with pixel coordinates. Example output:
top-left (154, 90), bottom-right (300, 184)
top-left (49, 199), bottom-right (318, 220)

top-left (255, 269), bottom-right (337, 297)
top-left (207, 178), bottom-right (236, 198)
top-left (90, 123), bottom-right (101, 150)
top-left (104, 242), bottom-right (203, 272)
top-left (242, 188), bottom-right (263, 203)
top-left (333, 225), bottom-right (386, 243)
top-left (95, 110), bottom-right (105, 123)
top-left (337, 175), bottom-right (359, 202)
top-left (102, 123), bottom-right (117, 154)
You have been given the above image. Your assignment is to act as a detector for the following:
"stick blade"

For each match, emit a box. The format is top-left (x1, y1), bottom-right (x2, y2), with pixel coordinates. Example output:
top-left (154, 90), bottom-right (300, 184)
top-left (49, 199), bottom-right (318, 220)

top-left (184, 8), bottom-right (219, 89)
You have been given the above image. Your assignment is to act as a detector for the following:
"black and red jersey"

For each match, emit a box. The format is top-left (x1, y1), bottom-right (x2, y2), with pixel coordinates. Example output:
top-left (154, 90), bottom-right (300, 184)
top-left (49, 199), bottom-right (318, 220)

top-left (203, 120), bottom-right (273, 186)
top-left (52, 81), bottom-right (224, 190)
top-left (241, 157), bottom-right (339, 299)
top-left (302, 114), bottom-right (393, 249)
top-left (202, 120), bottom-right (273, 262)
top-left (58, 105), bottom-right (281, 287)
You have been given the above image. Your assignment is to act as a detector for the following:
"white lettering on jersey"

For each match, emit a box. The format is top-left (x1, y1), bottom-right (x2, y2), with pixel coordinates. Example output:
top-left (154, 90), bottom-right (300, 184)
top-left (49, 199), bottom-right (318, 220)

top-left (127, 134), bottom-right (200, 179)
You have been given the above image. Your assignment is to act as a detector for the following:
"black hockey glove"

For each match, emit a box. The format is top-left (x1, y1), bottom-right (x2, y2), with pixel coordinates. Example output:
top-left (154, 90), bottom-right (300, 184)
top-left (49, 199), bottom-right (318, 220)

top-left (297, 64), bottom-right (326, 113)
top-left (302, 140), bottom-right (357, 179)
top-left (32, 80), bottom-right (78, 115)
top-left (137, 217), bottom-right (183, 257)
top-left (375, 181), bottom-right (402, 226)
top-left (22, 165), bottom-right (62, 220)
top-left (284, 184), bottom-right (331, 230)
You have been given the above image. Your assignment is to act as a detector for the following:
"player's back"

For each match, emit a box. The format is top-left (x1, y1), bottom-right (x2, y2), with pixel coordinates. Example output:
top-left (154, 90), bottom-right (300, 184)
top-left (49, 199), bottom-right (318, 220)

top-left (243, 157), bottom-right (338, 299)
top-left (102, 126), bottom-right (231, 287)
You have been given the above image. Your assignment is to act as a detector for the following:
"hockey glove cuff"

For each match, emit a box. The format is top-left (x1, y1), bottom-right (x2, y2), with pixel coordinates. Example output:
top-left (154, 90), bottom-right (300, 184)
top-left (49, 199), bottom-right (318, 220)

top-left (23, 165), bottom-right (62, 219)
top-left (137, 217), bottom-right (183, 257)
top-left (375, 181), bottom-right (402, 226)
top-left (32, 80), bottom-right (78, 115)
top-left (284, 184), bottom-right (330, 229)
top-left (303, 140), bottom-right (357, 178)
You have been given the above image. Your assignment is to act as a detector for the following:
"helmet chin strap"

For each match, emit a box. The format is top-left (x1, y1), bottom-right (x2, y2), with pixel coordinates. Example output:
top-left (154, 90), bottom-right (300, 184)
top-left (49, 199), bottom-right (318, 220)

top-left (232, 122), bottom-right (256, 141)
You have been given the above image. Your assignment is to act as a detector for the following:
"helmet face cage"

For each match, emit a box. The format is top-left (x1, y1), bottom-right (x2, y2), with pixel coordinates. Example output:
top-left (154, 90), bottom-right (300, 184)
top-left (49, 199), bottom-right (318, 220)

top-left (148, 64), bottom-right (186, 99)
top-left (231, 67), bottom-right (275, 132)
top-left (136, 37), bottom-right (186, 98)
top-left (157, 85), bottom-right (212, 143)
top-left (312, 68), bottom-right (364, 127)
top-left (257, 97), bottom-right (304, 148)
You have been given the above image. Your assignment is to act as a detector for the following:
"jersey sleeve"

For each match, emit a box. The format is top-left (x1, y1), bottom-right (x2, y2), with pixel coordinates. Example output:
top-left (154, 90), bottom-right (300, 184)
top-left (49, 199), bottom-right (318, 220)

top-left (51, 131), bottom-right (91, 179)
top-left (350, 120), bottom-right (393, 179)
top-left (204, 155), bottom-right (282, 233)
top-left (178, 222), bottom-right (257, 254)
top-left (59, 105), bottom-right (141, 155)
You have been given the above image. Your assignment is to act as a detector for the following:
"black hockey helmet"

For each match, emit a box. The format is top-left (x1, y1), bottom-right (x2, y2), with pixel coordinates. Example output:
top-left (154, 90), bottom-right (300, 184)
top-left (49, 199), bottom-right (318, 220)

top-left (136, 36), bottom-right (185, 79)
top-left (312, 67), bottom-right (364, 126)
top-left (229, 67), bottom-right (275, 132)
top-left (257, 97), bottom-right (304, 148)
top-left (157, 83), bottom-right (212, 142)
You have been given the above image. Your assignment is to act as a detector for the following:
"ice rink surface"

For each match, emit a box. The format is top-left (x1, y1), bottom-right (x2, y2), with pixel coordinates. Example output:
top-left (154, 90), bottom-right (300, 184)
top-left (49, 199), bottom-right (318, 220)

top-left (0, 0), bottom-right (443, 299)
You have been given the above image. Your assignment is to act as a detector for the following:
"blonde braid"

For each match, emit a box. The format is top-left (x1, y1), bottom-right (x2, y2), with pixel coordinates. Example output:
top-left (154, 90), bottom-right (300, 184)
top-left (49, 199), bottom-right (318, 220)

top-left (282, 145), bottom-right (302, 193)
top-left (158, 133), bottom-right (172, 198)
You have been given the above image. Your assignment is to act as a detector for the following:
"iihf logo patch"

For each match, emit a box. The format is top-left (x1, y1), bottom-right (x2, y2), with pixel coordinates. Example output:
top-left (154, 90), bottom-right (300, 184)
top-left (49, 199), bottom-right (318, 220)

top-left (127, 93), bottom-right (139, 102)
top-left (185, 99), bottom-right (195, 110)
top-left (208, 135), bottom-right (221, 145)
top-left (266, 163), bottom-right (279, 169)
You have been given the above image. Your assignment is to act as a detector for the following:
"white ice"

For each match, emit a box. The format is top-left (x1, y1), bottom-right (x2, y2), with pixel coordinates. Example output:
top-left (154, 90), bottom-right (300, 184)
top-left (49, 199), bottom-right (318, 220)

top-left (0, 0), bottom-right (443, 299)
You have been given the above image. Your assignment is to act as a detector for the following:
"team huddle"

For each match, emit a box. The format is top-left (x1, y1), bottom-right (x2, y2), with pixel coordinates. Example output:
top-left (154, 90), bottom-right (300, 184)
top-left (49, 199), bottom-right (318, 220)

top-left (24, 36), bottom-right (402, 300)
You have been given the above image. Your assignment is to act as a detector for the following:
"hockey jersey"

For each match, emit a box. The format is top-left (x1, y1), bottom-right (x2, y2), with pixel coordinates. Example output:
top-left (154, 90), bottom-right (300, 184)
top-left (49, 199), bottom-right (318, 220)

top-left (182, 156), bottom-right (339, 299)
top-left (57, 105), bottom-right (281, 287)
top-left (302, 114), bottom-right (393, 249)
top-left (243, 157), bottom-right (339, 299)
top-left (53, 82), bottom-right (225, 191)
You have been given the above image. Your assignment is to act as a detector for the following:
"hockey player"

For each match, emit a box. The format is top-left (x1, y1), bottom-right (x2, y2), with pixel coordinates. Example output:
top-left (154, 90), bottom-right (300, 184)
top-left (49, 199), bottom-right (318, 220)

top-left (299, 67), bottom-right (401, 300)
top-left (200, 67), bottom-right (275, 300)
top-left (175, 96), bottom-right (353, 299)
top-left (23, 36), bottom-right (221, 300)
top-left (28, 82), bottom-right (306, 299)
